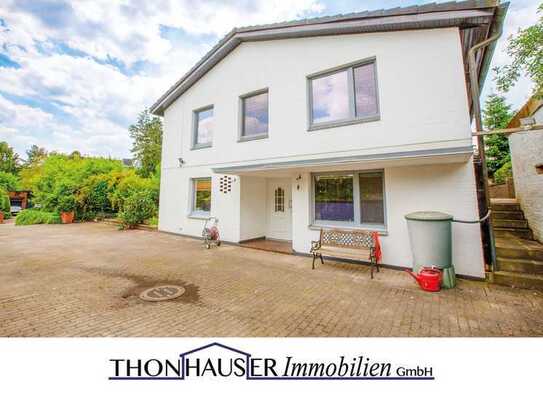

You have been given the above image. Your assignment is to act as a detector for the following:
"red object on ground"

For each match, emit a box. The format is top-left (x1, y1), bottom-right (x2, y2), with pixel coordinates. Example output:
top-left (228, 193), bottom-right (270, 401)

top-left (209, 226), bottom-right (219, 241)
top-left (60, 211), bottom-right (75, 224)
top-left (371, 231), bottom-right (382, 263)
top-left (0, 212), bottom-right (4, 224)
top-left (405, 266), bottom-right (442, 292)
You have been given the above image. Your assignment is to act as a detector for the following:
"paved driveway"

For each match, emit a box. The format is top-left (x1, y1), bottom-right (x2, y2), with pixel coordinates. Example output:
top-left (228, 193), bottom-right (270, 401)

top-left (1, 222), bottom-right (543, 337)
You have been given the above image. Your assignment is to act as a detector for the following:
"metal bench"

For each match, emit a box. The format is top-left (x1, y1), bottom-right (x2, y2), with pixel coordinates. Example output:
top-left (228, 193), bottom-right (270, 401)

top-left (310, 228), bottom-right (381, 278)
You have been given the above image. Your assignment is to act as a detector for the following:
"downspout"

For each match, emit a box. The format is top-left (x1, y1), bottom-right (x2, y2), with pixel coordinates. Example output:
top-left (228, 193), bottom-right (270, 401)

top-left (468, 30), bottom-right (502, 273)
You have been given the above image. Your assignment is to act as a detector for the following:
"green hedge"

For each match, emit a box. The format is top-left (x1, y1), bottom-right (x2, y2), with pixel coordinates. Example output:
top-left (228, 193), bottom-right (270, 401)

top-left (18, 154), bottom-right (160, 226)
top-left (15, 209), bottom-right (61, 225)
top-left (118, 190), bottom-right (157, 229)
top-left (0, 187), bottom-right (11, 219)
top-left (494, 161), bottom-right (513, 184)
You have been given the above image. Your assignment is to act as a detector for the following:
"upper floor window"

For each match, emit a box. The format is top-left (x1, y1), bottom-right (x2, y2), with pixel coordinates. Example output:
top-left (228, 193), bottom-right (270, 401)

top-left (239, 89), bottom-right (268, 141)
top-left (193, 105), bottom-right (214, 149)
top-left (308, 59), bottom-right (379, 130)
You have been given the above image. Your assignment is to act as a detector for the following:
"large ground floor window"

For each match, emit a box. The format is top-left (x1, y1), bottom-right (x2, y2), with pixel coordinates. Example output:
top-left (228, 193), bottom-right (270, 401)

top-left (312, 170), bottom-right (385, 228)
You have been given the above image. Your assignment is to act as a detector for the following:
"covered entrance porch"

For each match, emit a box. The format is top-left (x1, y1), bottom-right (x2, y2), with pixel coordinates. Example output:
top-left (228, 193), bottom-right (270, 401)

top-left (213, 145), bottom-right (486, 279)
top-left (238, 175), bottom-right (293, 253)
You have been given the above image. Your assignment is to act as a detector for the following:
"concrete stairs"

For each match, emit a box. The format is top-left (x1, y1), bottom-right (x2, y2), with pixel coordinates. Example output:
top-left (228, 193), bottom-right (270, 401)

top-left (490, 199), bottom-right (543, 290)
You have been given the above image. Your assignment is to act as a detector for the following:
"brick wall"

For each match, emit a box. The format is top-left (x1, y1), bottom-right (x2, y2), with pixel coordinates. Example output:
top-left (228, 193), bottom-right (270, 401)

top-left (509, 128), bottom-right (543, 242)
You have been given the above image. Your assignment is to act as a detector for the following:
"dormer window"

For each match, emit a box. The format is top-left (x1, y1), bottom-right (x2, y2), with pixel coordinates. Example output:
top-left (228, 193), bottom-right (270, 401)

top-left (308, 58), bottom-right (379, 131)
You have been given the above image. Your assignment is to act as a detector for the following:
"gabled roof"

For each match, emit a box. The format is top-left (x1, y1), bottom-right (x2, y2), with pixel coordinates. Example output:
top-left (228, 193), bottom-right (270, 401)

top-left (151, 0), bottom-right (508, 116)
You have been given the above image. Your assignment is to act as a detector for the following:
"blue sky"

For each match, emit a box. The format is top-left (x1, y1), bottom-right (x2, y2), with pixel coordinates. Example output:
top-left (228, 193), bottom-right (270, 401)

top-left (0, 0), bottom-right (540, 159)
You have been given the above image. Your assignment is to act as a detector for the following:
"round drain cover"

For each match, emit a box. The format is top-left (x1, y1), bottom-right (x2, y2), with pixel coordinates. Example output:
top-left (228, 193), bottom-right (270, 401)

top-left (139, 285), bottom-right (185, 302)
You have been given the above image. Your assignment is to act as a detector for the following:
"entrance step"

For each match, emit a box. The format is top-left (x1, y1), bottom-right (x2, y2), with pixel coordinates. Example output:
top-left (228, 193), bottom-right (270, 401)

top-left (492, 210), bottom-right (525, 220)
top-left (496, 236), bottom-right (543, 261)
top-left (492, 219), bottom-right (529, 229)
top-left (497, 257), bottom-right (543, 274)
top-left (494, 227), bottom-right (533, 240)
top-left (490, 198), bottom-right (543, 289)
top-left (492, 271), bottom-right (543, 291)
top-left (491, 202), bottom-right (521, 212)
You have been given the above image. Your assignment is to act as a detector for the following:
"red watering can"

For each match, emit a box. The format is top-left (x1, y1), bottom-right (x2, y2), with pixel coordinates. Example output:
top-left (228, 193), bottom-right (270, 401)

top-left (405, 266), bottom-right (442, 292)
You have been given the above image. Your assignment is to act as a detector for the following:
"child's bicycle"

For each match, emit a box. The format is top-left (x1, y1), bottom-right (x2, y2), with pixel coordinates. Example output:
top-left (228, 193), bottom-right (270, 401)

top-left (202, 217), bottom-right (221, 249)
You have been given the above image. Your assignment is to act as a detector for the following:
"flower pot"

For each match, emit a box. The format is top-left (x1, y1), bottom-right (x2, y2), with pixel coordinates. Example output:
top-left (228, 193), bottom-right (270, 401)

top-left (0, 212), bottom-right (4, 224)
top-left (60, 211), bottom-right (75, 224)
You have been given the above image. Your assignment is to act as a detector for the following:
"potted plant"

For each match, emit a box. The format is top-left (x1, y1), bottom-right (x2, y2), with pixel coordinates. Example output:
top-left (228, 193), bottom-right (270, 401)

top-left (57, 195), bottom-right (76, 224)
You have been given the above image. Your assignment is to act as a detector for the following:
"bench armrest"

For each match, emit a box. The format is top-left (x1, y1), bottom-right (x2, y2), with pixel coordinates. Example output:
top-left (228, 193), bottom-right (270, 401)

top-left (310, 240), bottom-right (321, 252)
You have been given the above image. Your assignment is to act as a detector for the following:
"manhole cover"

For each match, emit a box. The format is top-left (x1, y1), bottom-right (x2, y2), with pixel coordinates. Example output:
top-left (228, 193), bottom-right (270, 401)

top-left (139, 285), bottom-right (185, 302)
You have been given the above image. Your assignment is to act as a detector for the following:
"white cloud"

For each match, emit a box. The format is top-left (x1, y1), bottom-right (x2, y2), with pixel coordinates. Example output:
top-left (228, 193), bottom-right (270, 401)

top-left (0, 0), bottom-right (324, 158)
top-left (0, 0), bottom-right (538, 160)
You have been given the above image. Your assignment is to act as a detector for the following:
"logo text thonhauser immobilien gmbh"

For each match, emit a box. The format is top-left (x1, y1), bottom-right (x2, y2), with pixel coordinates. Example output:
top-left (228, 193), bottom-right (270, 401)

top-left (109, 342), bottom-right (435, 381)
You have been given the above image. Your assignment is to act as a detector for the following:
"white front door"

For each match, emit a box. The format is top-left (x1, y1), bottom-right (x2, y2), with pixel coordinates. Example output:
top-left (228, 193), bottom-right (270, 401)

top-left (266, 178), bottom-right (292, 240)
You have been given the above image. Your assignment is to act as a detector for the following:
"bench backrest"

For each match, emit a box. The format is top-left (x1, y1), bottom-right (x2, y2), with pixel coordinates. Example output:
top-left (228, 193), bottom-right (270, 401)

top-left (320, 229), bottom-right (374, 249)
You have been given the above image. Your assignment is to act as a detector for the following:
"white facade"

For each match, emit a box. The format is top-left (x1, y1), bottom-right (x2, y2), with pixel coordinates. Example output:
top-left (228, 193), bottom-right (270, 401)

top-left (158, 27), bottom-right (485, 278)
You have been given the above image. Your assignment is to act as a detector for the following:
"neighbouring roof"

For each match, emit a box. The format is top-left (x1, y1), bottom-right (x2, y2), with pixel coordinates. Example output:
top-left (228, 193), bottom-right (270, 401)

top-left (150, 0), bottom-right (509, 116)
top-left (507, 96), bottom-right (543, 128)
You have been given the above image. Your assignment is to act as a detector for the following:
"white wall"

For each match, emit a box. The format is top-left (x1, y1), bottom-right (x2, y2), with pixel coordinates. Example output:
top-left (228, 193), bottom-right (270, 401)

top-left (161, 27), bottom-right (471, 173)
top-left (239, 176), bottom-right (266, 241)
top-left (158, 168), bottom-right (241, 243)
top-left (510, 120), bottom-right (543, 242)
top-left (292, 160), bottom-right (485, 278)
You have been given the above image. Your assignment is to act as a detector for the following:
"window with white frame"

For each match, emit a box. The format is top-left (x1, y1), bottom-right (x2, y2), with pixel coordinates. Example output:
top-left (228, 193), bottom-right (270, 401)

top-left (193, 106), bottom-right (214, 148)
top-left (308, 59), bottom-right (379, 129)
top-left (191, 178), bottom-right (212, 215)
top-left (240, 89), bottom-right (269, 141)
top-left (312, 171), bottom-right (385, 228)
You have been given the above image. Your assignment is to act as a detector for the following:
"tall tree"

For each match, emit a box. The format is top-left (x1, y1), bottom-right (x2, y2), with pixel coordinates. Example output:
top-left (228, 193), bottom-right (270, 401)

top-left (0, 141), bottom-right (20, 174)
top-left (25, 145), bottom-right (47, 166)
top-left (495, 3), bottom-right (543, 98)
top-left (129, 109), bottom-right (163, 177)
top-left (482, 93), bottom-right (515, 176)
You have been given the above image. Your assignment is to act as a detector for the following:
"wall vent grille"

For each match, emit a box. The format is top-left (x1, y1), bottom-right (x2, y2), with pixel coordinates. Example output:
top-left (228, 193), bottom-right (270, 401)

top-left (219, 176), bottom-right (233, 194)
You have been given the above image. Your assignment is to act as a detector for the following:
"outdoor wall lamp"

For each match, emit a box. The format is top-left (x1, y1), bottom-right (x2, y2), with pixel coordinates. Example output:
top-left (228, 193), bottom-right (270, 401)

top-left (178, 158), bottom-right (185, 167)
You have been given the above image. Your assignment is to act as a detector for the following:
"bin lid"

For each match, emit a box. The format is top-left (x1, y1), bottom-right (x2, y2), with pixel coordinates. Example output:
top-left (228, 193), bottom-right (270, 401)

top-left (405, 211), bottom-right (453, 221)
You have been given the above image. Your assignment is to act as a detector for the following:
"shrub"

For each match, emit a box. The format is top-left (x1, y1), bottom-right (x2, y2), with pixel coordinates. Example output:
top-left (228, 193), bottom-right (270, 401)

top-left (494, 161), bottom-right (513, 184)
top-left (0, 171), bottom-right (20, 191)
top-left (0, 187), bottom-right (11, 219)
top-left (30, 154), bottom-right (123, 212)
top-left (118, 191), bottom-right (157, 229)
top-left (76, 172), bottom-right (120, 219)
top-left (57, 195), bottom-right (76, 213)
top-left (15, 209), bottom-right (61, 225)
top-left (109, 171), bottom-right (158, 212)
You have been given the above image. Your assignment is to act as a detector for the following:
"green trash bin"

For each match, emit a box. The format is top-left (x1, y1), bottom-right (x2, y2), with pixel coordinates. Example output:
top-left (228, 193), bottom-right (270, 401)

top-left (405, 211), bottom-right (456, 289)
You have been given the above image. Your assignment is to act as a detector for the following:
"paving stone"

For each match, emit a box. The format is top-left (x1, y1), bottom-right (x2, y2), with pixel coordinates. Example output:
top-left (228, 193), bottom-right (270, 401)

top-left (1, 222), bottom-right (543, 337)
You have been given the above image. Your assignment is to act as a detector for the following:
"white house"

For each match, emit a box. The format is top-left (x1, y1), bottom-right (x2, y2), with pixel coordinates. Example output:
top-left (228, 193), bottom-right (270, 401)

top-left (151, 0), bottom-right (507, 279)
